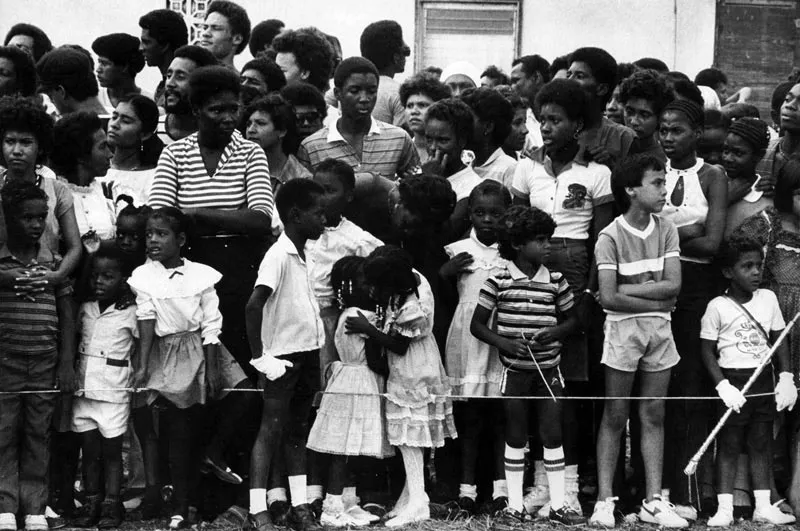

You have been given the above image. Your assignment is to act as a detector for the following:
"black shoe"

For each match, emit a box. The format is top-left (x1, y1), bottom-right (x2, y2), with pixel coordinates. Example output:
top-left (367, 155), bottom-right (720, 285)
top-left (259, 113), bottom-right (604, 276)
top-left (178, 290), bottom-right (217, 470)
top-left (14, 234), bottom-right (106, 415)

top-left (46, 516), bottom-right (66, 530)
top-left (458, 497), bottom-right (476, 515)
top-left (201, 455), bottom-right (243, 485)
top-left (288, 504), bottom-right (322, 531)
top-left (269, 501), bottom-right (291, 527)
top-left (248, 511), bottom-right (277, 531)
top-left (482, 496), bottom-right (508, 516)
top-left (139, 490), bottom-right (162, 520)
top-left (549, 505), bottom-right (586, 526)
top-left (97, 501), bottom-right (124, 529)
top-left (309, 498), bottom-right (323, 520)
top-left (72, 498), bottom-right (102, 528)
top-left (491, 507), bottom-right (528, 531)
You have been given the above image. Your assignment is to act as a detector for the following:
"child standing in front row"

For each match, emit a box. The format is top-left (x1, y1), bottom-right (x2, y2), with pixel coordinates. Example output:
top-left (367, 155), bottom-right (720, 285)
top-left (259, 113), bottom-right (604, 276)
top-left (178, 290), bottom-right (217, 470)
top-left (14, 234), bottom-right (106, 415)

top-left (441, 180), bottom-right (510, 514)
top-left (128, 207), bottom-right (224, 530)
top-left (701, 237), bottom-right (797, 526)
top-left (471, 205), bottom-right (583, 527)
top-left (590, 154), bottom-right (685, 529)
top-left (71, 247), bottom-right (137, 529)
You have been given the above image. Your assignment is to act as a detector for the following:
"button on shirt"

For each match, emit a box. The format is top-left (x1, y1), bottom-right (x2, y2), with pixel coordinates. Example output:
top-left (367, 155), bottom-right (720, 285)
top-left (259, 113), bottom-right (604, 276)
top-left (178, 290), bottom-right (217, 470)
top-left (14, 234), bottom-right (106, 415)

top-left (77, 301), bottom-right (138, 403)
top-left (256, 232), bottom-right (324, 357)
top-left (511, 147), bottom-right (613, 239)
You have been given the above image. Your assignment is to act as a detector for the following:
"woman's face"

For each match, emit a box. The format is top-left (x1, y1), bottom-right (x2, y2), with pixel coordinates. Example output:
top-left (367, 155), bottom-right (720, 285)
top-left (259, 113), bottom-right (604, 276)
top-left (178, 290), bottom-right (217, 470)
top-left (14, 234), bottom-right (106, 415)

top-left (2, 130), bottom-right (39, 177)
top-left (659, 110), bottom-right (699, 162)
top-left (85, 128), bottom-right (112, 177)
top-left (108, 101), bottom-right (145, 150)
top-left (245, 110), bottom-right (284, 151)
top-left (540, 103), bottom-right (580, 152)
top-left (505, 108), bottom-right (529, 152)
top-left (195, 90), bottom-right (240, 144)
top-left (405, 93), bottom-right (434, 135)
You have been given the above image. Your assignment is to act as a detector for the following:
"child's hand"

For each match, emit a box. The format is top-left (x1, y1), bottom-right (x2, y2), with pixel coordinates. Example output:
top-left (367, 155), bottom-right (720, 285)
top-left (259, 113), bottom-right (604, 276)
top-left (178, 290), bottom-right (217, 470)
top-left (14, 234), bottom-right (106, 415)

top-left (501, 338), bottom-right (531, 358)
top-left (13, 267), bottom-right (48, 299)
top-left (250, 354), bottom-right (293, 381)
top-left (440, 252), bottom-right (474, 277)
top-left (421, 149), bottom-right (449, 176)
top-left (776, 372), bottom-right (798, 412)
top-left (345, 311), bottom-right (376, 336)
top-left (57, 363), bottom-right (76, 393)
top-left (132, 368), bottom-right (149, 390)
top-left (532, 328), bottom-right (559, 344)
top-left (657, 297), bottom-right (677, 312)
top-left (716, 379), bottom-right (746, 412)
top-left (81, 230), bottom-right (101, 254)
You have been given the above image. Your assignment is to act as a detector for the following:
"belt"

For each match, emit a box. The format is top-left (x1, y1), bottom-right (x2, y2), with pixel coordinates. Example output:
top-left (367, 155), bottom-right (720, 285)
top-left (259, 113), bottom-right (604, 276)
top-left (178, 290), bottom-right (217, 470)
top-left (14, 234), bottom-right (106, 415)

top-left (549, 237), bottom-right (587, 247)
top-left (80, 352), bottom-right (130, 367)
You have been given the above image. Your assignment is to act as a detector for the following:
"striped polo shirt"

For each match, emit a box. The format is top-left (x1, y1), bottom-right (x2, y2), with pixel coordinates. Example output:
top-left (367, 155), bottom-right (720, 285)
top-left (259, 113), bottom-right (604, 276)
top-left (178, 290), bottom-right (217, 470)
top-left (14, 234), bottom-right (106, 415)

top-left (148, 130), bottom-right (274, 217)
top-left (595, 214), bottom-right (680, 321)
top-left (0, 244), bottom-right (72, 355)
top-left (477, 263), bottom-right (574, 370)
top-left (297, 117), bottom-right (420, 179)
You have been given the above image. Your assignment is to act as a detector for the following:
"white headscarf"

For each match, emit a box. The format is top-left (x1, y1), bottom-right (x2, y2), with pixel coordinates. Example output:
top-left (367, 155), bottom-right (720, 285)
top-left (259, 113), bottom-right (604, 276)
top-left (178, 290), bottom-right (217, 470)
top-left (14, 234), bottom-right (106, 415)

top-left (440, 61), bottom-right (480, 88)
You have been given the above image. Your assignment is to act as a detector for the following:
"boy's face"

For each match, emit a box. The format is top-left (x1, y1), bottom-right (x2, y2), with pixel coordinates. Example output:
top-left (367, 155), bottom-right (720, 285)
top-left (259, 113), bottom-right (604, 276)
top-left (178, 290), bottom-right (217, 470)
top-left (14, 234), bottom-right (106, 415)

top-left (514, 234), bottom-right (550, 268)
top-left (425, 118), bottom-right (464, 161)
top-left (336, 73), bottom-right (378, 120)
top-left (3, 130), bottom-right (39, 176)
top-left (90, 256), bottom-right (126, 303)
top-left (722, 250), bottom-right (762, 293)
top-left (470, 193), bottom-right (506, 242)
top-left (9, 198), bottom-right (47, 243)
top-left (698, 125), bottom-right (726, 165)
top-left (623, 98), bottom-right (658, 140)
top-left (293, 193), bottom-right (326, 240)
top-left (314, 170), bottom-right (352, 226)
top-left (540, 103), bottom-right (580, 152)
top-left (629, 168), bottom-right (667, 213)
top-left (199, 12), bottom-right (239, 60)
top-left (721, 133), bottom-right (758, 181)
top-left (95, 56), bottom-right (126, 88)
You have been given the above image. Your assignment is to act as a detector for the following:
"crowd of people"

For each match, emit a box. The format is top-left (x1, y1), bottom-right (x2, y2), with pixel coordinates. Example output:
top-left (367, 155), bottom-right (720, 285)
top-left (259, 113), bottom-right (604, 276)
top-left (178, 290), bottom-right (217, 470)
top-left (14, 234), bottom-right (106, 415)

top-left (3, 3), bottom-right (800, 531)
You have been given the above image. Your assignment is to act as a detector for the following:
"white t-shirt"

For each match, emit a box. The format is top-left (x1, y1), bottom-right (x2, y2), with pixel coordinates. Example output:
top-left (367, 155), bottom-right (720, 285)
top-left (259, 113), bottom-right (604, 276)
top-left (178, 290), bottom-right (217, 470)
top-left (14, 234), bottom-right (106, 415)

top-left (447, 165), bottom-right (482, 201)
top-left (700, 289), bottom-right (786, 369)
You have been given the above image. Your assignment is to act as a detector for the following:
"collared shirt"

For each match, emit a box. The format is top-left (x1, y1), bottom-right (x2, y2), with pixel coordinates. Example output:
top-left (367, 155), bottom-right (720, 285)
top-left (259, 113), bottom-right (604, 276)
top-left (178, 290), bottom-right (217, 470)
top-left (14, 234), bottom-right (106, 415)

top-left (77, 301), bottom-right (138, 403)
top-left (297, 117), bottom-right (420, 179)
top-left (372, 75), bottom-right (406, 126)
top-left (477, 262), bottom-right (573, 370)
top-left (65, 179), bottom-right (117, 240)
top-left (255, 232), bottom-right (324, 357)
top-left (578, 118), bottom-right (636, 169)
top-left (523, 109), bottom-right (543, 155)
top-left (306, 217), bottom-right (383, 308)
top-left (148, 130), bottom-right (274, 217)
top-left (0, 244), bottom-right (72, 355)
top-left (511, 147), bottom-right (613, 239)
top-left (473, 147), bottom-right (517, 189)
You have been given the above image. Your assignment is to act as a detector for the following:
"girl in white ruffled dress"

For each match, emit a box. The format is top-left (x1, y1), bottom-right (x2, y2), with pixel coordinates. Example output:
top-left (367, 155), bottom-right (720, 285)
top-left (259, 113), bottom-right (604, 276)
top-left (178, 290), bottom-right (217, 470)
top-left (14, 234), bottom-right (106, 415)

top-left (345, 246), bottom-right (457, 527)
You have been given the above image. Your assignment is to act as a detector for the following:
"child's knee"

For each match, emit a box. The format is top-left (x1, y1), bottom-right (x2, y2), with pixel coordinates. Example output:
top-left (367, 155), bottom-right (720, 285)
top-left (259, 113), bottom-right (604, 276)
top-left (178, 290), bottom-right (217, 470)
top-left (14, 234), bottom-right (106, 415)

top-left (639, 400), bottom-right (666, 427)
top-left (601, 403), bottom-right (629, 433)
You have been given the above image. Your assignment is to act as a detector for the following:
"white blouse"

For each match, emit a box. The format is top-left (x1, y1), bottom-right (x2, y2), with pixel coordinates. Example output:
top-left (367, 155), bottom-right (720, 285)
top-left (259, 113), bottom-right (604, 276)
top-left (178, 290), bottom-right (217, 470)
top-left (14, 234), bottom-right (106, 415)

top-left (67, 179), bottom-right (116, 240)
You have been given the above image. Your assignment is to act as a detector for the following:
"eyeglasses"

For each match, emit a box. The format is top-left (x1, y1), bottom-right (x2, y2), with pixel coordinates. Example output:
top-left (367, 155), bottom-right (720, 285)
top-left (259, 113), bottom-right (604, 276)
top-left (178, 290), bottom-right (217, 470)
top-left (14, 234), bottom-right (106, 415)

top-left (296, 112), bottom-right (321, 124)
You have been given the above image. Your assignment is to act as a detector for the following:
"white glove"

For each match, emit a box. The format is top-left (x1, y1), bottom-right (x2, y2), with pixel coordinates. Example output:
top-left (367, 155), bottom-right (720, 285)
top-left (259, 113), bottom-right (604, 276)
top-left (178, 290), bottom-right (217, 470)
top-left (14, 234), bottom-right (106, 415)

top-left (716, 379), bottom-right (746, 413)
top-left (250, 354), bottom-right (293, 381)
top-left (775, 372), bottom-right (798, 412)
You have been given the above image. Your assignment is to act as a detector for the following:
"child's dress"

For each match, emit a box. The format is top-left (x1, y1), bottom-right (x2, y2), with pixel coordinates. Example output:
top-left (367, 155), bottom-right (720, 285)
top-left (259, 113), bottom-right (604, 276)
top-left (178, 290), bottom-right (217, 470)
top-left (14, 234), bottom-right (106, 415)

top-left (444, 230), bottom-right (507, 397)
top-left (128, 258), bottom-right (241, 408)
top-left (306, 308), bottom-right (394, 458)
top-left (384, 274), bottom-right (457, 448)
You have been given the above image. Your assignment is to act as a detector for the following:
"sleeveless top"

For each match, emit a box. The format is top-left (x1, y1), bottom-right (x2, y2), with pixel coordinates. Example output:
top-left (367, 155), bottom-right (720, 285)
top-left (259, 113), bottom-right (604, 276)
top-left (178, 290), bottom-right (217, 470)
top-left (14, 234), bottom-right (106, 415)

top-left (658, 157), bottom-right (711, 264)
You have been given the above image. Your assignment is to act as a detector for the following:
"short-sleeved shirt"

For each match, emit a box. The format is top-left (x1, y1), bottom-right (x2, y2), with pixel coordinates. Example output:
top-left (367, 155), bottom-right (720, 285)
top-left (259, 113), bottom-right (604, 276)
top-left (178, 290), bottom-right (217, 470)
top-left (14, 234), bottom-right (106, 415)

top-left (448, 165), bottom-right (483, 202)
top-left (700, 289), bottom-right (785, 369)
top-left (511, 147), bottom-right (613, 239)
top-left (477, 263), bottom-right (574, 370)
top-left (372, 75), bottom-right (406, 126)
top-left (148, 130), bottom-right (274, 219)
top-left (0, 244), bottom-right (72, 355)
top-left (595, 214), bottom-right (681, 321)
top-left (255, 232), bottom-right (324, 357)
top-left (473, 147), bottom-right (517, 190)
top-left (77, 301), bottom-right (138, 403)
top-left (578, 118), bottom-right (636, 169)
top-left (297, 118), bottom-right (420, 179)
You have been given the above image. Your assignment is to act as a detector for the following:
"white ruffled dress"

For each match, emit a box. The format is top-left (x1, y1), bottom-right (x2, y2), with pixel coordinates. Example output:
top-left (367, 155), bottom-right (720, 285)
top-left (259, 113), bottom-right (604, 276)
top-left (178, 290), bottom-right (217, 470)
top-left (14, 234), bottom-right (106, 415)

top-left (384, 275), bottom-right (457, 448)
top-left (306, 308), bottom-right (394, 458)
top-left (444, 231), bottom-right (507, 397)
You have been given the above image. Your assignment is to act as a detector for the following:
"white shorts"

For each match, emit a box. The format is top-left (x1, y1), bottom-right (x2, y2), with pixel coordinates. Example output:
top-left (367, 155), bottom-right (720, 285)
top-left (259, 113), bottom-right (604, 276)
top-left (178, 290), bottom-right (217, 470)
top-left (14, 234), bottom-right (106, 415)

top-left (72, 396), bottom-right (130, 438)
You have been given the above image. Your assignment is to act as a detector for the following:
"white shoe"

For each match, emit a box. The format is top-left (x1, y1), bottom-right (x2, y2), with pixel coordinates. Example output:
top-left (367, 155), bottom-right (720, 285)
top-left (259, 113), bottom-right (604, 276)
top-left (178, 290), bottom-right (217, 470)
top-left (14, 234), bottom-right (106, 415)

top-left (536, 502), bottom-right (551, 518)
top-left (639, 498), bottom-right (689, 528)
top-left (672, 503), bottom-right (698, 521)
top-left (523, 485), bottom-right (550, 514)
top-left (589, 497), bottom-right (617, 528)
top-left (707, 507), bottom-right (734, 527)
top-left (320, 510), bottom-right (367, 527)
top-left (0, 513), bottom-right (15, 531)
top-left (345, 505), bottom-right (379, 523)
top-left (753, 502), bottom-right (797, 525)
top-left (566, 491), bottom-right (582, 514)
top-left (23, 515), bottom-right (47, 531)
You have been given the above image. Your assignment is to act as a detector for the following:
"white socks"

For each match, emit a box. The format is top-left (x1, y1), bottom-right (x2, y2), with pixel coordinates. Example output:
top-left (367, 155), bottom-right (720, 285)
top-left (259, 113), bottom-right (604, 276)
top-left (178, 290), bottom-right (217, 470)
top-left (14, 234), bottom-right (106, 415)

top-left (288, 475), bottom-right (308, 507)
top-left (267, 487), bottom-right (287, 506)
top-left (754, 489), bottom-right (771, 512)
top-left (504, 444), bottom-right (526, 512)
top-left (399, 446), bottom-right (427, 505)
top-left (307, 485), bottom-right (323, 502)
top-left (717, 493), bottom-right (733, 513)
top-left (544, 446), bottom-right (566, 510)
top-left (459, 484), bottom-right (477, 501)
top-left (493, 479), bottom-right (508, 500)
top-left (250, 488), bottom-right (268, 514)
top-left (342, 486), bottom-right (358, 508)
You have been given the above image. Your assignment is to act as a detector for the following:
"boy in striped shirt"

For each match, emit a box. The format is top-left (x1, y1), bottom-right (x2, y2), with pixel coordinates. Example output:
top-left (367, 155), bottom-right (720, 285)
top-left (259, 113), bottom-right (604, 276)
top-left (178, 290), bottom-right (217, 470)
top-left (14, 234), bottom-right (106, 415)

top-left (471, 206), bottom-right (582, 527)
top-left (590, 154), bottom-right (685, 528)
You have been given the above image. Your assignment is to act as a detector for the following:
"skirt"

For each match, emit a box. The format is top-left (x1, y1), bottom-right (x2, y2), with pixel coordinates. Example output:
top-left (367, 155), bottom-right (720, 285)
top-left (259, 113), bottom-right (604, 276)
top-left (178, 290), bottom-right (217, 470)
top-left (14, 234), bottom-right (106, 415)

top-left (145, 331), bottom-right (206, 409)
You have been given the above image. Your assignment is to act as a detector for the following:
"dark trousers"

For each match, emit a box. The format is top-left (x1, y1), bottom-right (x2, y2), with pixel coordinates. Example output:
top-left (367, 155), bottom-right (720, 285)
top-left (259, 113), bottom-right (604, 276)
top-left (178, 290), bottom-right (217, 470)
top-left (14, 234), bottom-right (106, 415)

top-left (0, 351), bottom-right (58, 514)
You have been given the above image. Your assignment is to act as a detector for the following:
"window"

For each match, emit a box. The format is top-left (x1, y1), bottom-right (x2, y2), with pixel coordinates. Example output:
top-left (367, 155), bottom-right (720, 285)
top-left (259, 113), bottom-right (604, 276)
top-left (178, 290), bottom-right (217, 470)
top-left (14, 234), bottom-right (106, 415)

top-left (168, 0), bottom-right (209, 44)
top-left (416, 0), bottom-right (520, 73)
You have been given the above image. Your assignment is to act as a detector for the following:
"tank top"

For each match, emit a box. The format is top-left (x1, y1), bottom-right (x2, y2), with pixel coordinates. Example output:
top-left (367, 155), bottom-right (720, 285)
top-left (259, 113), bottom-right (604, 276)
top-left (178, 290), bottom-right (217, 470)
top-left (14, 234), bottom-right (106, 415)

top-left (658, 157), bottom-right (711, 264)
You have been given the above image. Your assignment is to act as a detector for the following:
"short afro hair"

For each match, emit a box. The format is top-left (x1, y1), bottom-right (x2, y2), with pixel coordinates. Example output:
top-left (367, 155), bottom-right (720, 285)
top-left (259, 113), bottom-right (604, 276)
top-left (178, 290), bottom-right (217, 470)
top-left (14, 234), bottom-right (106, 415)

top-left (618, 69), bottom-right (674, 117)
top-left (0, 46), bottom-right (36, 97)
top-left (249, 19), bottom-right (284, 57)
top-left (205, 0), bottom-right (251, 55)
top-left (498, 205), bottom-right (557, 260)
top-left (461, 87), bottom-right (514, 146)
top-left (272, 27), bottom-right (335, 92)
top-left (480, 65), bottom-right (509, 86)
top-left (92, 33), bottom-right (145, 75)
top-left (360, 20), bottom-right (405, 71)
top-left (617, 62), bottom-right (638, 84)
top-left (0, 96), bottom-right (54, 164)
top-left (314, 158), bottom-right (356, 192)
top-left (396, 174), bottom-right (457, 227)
top-left (50, 111), bottom-right (104, 177)
top-left (424, 98), bottom-right (475, 145)
top-left (570, 47), bottom-right (618, 105)
top-left (4, 23), bottom-right (52, 62)
top-left (280, 82), bottom-right (327, 117)
top-left (2, 178), bottom-right (47, 223)
top-left (172, 44), bottom-right (218, 68)
top-left (468, 179), bottom-right (512, 208)
top-left (333, 56), bottom-right (378, 89)
top-left (242, 57), bottom-right (286, 92)
top-left (275, 176), bottom-right (324, 223)
top-left (36, 47), bottom-right (98, 101)
top-left (671, 79), bottom-right (704, 107)
top-left (716, 236), bottom-right (764, 270)
top-left (695, 67), bottom-right (728, 89)
top-left (188, 65), bottom-right (240, 108)
top-left (610, 153), bottom-right (665, 213)
top-left (549, 55), bottom-right (570, 79)
top-left (399, 74), bottom-right (451, 106)
top-left (512, 55), bottom-right (551, 83)
top-left (633, 57), bottom-right (669, 73)
top-left (243, 93), bottom-right (299, 155)
top-left (139, 9), bottom-right (188, 51)
top-left (535, 79), bottom-right (588, 123)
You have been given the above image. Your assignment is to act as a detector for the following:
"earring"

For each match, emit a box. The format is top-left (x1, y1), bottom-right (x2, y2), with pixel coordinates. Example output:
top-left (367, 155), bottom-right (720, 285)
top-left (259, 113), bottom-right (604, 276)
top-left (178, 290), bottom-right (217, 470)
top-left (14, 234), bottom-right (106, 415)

top-left (375, 304), bottom-right (385, 323)
top-left (347, 279), bottom-right (353, 296)
top-left (336, 287), bottom-right (345, 309)
top-left (573, 129), bottom-right (581, 140)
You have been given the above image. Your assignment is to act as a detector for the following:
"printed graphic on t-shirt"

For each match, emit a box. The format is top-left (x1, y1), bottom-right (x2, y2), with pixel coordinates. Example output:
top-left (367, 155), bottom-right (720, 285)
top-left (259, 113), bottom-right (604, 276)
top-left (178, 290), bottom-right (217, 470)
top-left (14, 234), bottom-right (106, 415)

top-left (735, 320), bottom-right (767, 359)
top-left (563, 183), bottom-right (588, 209)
